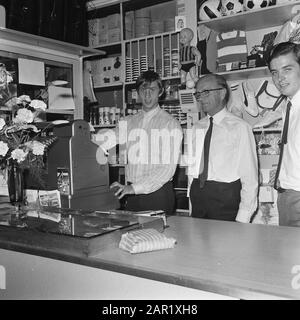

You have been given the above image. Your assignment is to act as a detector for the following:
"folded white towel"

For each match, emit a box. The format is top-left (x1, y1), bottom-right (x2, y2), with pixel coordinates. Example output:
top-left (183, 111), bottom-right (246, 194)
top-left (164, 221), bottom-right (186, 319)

top-left (119, 228), bottom-right (176, 254)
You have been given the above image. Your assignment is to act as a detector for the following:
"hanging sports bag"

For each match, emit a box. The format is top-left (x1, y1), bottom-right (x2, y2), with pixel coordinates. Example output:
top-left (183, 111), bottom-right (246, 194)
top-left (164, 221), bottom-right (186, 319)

top-left (255, 80), bottom-right (285, 110)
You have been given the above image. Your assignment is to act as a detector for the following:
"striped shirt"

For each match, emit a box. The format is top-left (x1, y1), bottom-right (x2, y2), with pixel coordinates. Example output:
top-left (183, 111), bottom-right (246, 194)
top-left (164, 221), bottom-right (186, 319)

top-left (216, 30), bottom-right (248, 64)
top-left (180, 45), bottom-right (196, 64)
top-left (95, 106), bottom-right (183, 194)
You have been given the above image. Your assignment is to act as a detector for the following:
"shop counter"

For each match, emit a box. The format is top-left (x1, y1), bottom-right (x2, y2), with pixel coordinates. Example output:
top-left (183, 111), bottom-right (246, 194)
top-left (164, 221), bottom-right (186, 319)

top-left (0, 215), bottom-right (300, 300)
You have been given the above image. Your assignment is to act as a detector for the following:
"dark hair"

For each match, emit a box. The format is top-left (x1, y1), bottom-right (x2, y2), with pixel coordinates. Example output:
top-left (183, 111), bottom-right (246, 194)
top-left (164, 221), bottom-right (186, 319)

top-left (136, 70), bottom-right (163, 93)
top-left (267, 41), bottom-right (300, 68)
top-left (198, 74), bottom-right (230, 104)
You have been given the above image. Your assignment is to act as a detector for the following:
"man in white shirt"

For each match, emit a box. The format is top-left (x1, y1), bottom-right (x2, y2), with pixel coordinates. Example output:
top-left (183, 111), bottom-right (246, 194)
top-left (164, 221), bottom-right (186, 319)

top-left (94, 71), bottom-right (183, 215)
top-left (188, 74), bottom-right (258, 223)
top-left (268, 41), bottom-right (300, 227)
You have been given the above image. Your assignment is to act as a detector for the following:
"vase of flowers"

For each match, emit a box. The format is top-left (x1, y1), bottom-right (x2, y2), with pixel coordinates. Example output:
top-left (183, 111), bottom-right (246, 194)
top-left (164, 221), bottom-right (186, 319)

top-left (0, 95), bottom-right (58, 210)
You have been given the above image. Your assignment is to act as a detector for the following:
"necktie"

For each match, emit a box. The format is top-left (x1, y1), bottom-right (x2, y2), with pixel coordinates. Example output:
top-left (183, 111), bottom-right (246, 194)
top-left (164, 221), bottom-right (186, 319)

top-left (274, 101), bottom-right (292, 191)
top-left (199, 116), bottom-right (213, 188)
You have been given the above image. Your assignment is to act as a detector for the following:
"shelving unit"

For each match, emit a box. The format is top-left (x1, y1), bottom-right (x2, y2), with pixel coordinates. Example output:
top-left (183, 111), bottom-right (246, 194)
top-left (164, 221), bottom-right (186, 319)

top-left (85, 0), bottom-right (181, 122)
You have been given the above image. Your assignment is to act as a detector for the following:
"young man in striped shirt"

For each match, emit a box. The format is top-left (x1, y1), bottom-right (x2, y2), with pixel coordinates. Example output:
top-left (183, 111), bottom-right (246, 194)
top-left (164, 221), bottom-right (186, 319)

top-left (95, 71), bottom-right (183, 215)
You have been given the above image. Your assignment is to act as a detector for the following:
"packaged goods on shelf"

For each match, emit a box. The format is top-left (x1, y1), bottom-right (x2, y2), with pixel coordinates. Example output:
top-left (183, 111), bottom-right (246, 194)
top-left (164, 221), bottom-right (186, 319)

top-left (164, 18), bottom-right (175, 32)
top-left (107, 13), bottom-right (120, 29)
top-left (150, 21), bottom-right (164, 35)
top-left (134, 7), bottom-right (151, 37)
top-left (88, 17), bottom-right (109, 46)
top-left (125, 56), bottom-right (133, 82)
top-left (125, 11), bottom-right (134, 39)
top-left (98, 17), bottom-right (108, 33)
top-left (98, 31), bottom-right (108, 45)
top-left (107, 28), bottom-right (121, 43)
top-left (216, 30), bottom-right (248, 72)
top-left (88, 19), bottom-right (100, 46)
top-left (176, 0), bottom-right (185, 15)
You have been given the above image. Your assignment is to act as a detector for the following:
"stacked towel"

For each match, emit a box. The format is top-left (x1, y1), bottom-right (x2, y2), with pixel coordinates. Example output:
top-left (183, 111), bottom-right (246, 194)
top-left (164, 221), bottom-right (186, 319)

top-left (119, 228), bottom-right (176, 254)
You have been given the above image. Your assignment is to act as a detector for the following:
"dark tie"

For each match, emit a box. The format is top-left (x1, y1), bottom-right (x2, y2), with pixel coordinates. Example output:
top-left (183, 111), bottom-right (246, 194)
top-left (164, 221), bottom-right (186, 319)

top-left (274, 101), bottom-right (292, 191)
top-left (199, 116), bottom-right (213, 188)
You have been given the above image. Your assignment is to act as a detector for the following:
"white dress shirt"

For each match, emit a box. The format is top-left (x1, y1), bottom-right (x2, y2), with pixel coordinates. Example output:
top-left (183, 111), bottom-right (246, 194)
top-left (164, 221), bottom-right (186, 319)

top-left (280, 90), bottom-right (300, 191)
top-left (95, 106), bottom-right (183, 195)
top-left (187, 108), bottom-right (258, 223)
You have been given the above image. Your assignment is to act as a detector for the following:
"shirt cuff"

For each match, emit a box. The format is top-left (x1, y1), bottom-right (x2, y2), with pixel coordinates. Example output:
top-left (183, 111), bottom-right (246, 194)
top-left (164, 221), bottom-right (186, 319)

top-left (131, 183), bottom-right (142, 195)
top-left (235, 209), bottom-right (252, 223)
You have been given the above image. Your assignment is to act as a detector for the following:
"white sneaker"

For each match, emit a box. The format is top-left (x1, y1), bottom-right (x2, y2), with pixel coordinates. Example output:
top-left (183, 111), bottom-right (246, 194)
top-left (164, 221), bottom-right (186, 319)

top-left (253, 104), bottom-right (283, 128)
top-left (228, 81), bottom-right (259, 118)
top-left (228, 83), bottom-right (244, 118)
top-left (241, 81), bottom-right (259, 117)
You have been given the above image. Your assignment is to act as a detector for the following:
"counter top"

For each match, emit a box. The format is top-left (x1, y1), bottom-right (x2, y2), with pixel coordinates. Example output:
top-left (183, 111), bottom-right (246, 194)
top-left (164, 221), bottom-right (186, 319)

top-left (1, 215), bottom-right (300, 299)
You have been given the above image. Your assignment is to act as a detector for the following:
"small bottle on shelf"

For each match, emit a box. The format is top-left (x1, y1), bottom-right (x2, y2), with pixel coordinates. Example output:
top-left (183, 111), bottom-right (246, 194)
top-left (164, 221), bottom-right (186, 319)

top-left (99, 107), bottom-right (104, 125)
top-left (103, 107), bottom-right (110, 125)
top-left (110, 106), bottom-right (116, 125)
top-left (115, 108), bottom-right (120, 123)
top-left (93, 105), bottom-right (99, 125)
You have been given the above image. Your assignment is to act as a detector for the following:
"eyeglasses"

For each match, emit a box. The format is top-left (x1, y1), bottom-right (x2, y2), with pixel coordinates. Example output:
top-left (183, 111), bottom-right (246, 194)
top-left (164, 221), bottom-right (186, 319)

top-left (193, 88), bottom-right (224, 100)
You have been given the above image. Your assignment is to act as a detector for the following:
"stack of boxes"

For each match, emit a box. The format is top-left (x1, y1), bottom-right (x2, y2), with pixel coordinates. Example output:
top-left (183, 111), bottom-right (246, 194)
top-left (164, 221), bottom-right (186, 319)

top-left (88, 13), bottom-right (121, 47)
top-left (123, 9), bottom-right (176, 40)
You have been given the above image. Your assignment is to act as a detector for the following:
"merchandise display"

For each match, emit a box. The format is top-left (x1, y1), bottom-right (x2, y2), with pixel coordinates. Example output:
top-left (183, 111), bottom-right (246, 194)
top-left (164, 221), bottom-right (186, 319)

top-left (199, 0), bottom-right (223, 21)
top-left (221, 0), bottom-right (244, 15)
top-left (243, 0), bottom-right (269, 11)
top-left (216, 30), bottom-right (248, 72)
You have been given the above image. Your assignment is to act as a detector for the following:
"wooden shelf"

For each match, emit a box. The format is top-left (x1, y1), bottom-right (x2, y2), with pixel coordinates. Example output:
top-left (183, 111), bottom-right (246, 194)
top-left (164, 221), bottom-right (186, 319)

top-left (93, 124), bottom-right (116, 128)
top-left (94, 82), bottom-right (123, 89)
top-left (125, 76), bottom-right (180, 85)
top-left (198, 2), bottom-right (300, 33)
top-left (253, 127), bottom-right (282, 132)
top-left (218, 66), bottom-right (270, 81)
top-left (124, 30), bottom-right (179, 43)
top-left (46, 109), bottom-right (74, 115)
top-left (92, 41), bottom-right (122, 50)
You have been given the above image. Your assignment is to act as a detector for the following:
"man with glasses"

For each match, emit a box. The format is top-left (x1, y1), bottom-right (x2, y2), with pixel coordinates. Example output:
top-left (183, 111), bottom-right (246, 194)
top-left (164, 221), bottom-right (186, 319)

top-left (188, 73), bottom-right (258, 222)
top-left (95, 70), bottom-right (183, 215)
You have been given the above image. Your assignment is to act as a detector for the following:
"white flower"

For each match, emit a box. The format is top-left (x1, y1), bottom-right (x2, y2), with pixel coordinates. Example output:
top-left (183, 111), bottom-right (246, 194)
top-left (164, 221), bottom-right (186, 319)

top-left (31, 141), bottom-right (45, 156)
top-left (11, 149), bottom-right (28, 163)
top-left (0, 141), bottom-right (9, 157)
top-left (6, 73), bottom-right (13, 84)
top-left (30, 99), bottom-right (47, 111)
top-left (14, 108), bottom-right (34, 124)
top-left (0, 118), bottom-right (6, 130)
top-left (16, 95), bottom-right (31, 105)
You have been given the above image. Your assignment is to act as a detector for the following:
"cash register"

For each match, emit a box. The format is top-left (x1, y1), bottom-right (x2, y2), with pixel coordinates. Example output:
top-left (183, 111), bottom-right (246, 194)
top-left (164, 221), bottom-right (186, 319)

top-left (25, 120), bottom-right (119, 211)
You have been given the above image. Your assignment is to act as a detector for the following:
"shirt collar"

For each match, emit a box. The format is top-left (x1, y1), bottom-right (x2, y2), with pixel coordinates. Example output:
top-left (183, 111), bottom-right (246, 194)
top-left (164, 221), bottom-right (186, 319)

top-left (290, 88), bottom-right (300, 107)
top-left (209, 107), bottom-right (227, 125)
top-left (141, 105), bottom-right (160, 120)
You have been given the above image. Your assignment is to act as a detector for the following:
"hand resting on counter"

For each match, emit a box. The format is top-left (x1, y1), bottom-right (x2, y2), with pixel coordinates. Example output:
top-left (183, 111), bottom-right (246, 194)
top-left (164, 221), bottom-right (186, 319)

top-left (110, 181), bottom-right (135, 199)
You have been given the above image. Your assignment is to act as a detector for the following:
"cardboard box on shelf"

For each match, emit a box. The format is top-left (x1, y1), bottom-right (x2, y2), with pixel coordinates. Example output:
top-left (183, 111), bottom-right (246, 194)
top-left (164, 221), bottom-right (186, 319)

top-left (107, 13), bottom-right (121, 29)
top-left (88, 18), bottom-right (100, 47)
top-left (107, 28), bottom-right (121, 43)
top-left (98, 17), bottom-right (108, 33)
top-left (98, 31), bottom-right (108, 45)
